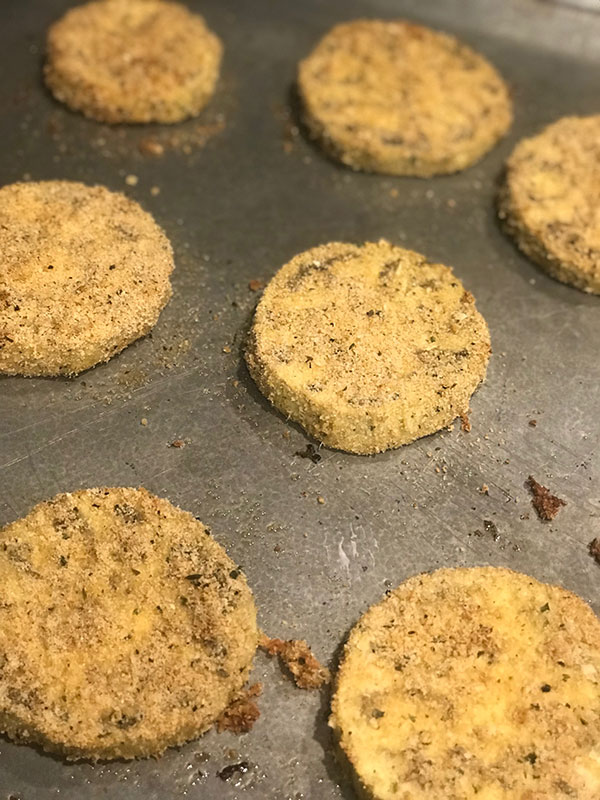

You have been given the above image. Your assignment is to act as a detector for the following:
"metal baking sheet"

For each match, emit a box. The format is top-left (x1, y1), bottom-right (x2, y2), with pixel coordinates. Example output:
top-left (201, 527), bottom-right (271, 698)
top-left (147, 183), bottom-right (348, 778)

top-left (0, 0), bottom-right (599, 797)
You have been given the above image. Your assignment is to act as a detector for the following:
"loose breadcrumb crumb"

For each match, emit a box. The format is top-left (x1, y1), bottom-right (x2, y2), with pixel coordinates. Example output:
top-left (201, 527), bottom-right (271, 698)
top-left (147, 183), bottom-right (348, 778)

top-left (216, 683), bottom-right (262, 734)
top-left (259, 634), bottom-right (330, 689)
top-left (527, 475), bottom-right (566, 521)
top-left (138, 138), bottom-right (165, 157)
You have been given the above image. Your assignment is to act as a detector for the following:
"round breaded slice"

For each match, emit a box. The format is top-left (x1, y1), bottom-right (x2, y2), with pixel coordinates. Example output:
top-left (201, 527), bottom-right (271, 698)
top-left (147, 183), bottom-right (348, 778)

top-left (498, 115), bottom-right (600, 295)
top-left (0, 180), bottom-right (174, 377)
top-left (331, 567), bottom-right (600, 800)
top-left (245, 241), bottom-right (491, 454)
top-left (297, 19), bottom-right (512, 177)
top-left (45, 0), bottom-right (222, 124)
top-left (0, 487), bottom-right (258, 760)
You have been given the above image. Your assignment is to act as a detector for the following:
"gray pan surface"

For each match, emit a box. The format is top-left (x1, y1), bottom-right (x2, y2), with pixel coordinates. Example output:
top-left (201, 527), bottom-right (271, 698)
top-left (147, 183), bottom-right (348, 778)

top-left (0, 0), bottom-right (599, 797)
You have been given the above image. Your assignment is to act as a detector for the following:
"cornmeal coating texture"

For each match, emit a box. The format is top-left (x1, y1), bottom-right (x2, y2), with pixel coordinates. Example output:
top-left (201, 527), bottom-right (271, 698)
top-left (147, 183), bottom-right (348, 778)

top-left (245, 241), bottom-right (490, 454)
top-left (499, 115), bottom-right (600, 294)
top-left (298, 19), bottom-right (512, 176)
top-left (331, 567), bottom-right (600, 800)
top-left (45, 0), bottom-right (222, 124)
top-left (0, 488), bottom-right (258, 760)
top-left (0, 181), bottom-right (174, 377)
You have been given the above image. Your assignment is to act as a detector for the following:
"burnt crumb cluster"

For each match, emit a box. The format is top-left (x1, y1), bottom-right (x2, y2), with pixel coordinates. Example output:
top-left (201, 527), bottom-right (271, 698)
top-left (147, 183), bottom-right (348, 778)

top-left (527, 476), bottom-right (566, 521)
top-left (588, 538), bottom-right (600, 565)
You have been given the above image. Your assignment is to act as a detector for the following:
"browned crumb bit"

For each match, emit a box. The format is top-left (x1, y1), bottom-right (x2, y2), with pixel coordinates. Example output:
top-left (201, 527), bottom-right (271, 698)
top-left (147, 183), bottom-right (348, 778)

top-left (479, 484), bottom-right (490, 495)
top-left (169, 439), bottom-right (185, 449)
top-left (248, 279), bottom-right (264, 292)
top-left (259, 634), bottom-right (330, 689)
top-left (460, 412), bottom-right (472, 433)
top-left (295, 444), bottom-right (322, 464)
top-left (216, 683), bottom-right (262, 734)
top-left (138, 138), bottom-right (165, 157)
top-left (141, 120), bottom-right (226, 158)
top-left (317, 495), bottom-right (326, 505)
top-left (527, 475), bottom-right (566, 521)
top-left (589, 538), bottom-right (600, 565)
top-left (272, 103), bottom-right (299, 154)
top-left (222, 345), bottom-right (232, 354)
top-left (529, 419), bottom-right (538, 427)
top-left (282, 118), bottom-right (299, 154)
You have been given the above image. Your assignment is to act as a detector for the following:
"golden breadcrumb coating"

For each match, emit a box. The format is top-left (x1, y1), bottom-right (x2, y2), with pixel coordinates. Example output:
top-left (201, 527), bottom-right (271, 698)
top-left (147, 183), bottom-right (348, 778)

top-left (246, 240), bottom-right (490, 454)
top-left (45, 0), bottom-right (222, 124)
top-left (0, 488), bottom-right (258, 760)
top-left (331, 567), bottom-right (600, 799)
top-left (499, 115), bottom-right (600, 294)
top-left (298, 19), bottom-right (512, 176)
top-left (0, 180), bottom-right (173, 376)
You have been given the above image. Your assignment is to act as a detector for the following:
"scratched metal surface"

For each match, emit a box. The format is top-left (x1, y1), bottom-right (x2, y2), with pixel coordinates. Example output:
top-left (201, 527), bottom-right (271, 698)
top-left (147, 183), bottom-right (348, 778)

top-left (0, 0), bottom-right (599, 797)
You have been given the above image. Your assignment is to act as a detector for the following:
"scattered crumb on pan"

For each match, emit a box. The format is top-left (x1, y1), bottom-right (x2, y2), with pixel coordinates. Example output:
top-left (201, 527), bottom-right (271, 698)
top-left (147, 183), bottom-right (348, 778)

top-left (527, 475), bottom-right (566, 521)
top-left (259, 634), bottom-right (330, 689)
top-left (248, 279), bottom-right (264, 292)
top-left (216, 683), bottom-right (262, 734)
top-left (483, 519), bottom-right (500, 541)
top-left (46, 110), bottom-right (225, 161)
top-left (217, 760), bottom-right (250, 781)
top-left (295, 444), bottom-right (322, 463)
top-left (589, 538), bottom-right (600, 565)
top-left (272, 102), bottom-right (300, 154)
top-left (138, 120), bottom-right (226, 157)
top-left (470, 520), bottom-right (520, 551)
top-left (460, 411), bottom-right (471, 432)
top-left (138, 138), bottom-right (165, 157)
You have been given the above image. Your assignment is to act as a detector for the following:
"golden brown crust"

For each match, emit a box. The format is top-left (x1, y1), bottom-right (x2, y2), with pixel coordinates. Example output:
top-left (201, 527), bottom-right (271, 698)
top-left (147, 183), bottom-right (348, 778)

top-left (45, 0), bottom-right (222, 124)
top-left (331, 567), bottom-right (600, 800)
top-left (298, 19), bottom-right (512, 176)
top-left (498, 115), bottom-right (600, 294)
top-left (245, 240), bottom-right (491, 454)
top-left (0, 181), bottom-right (173, 377)
top-left (0, 488), bottom-right (258, 760)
